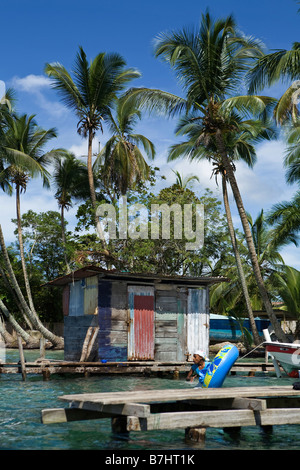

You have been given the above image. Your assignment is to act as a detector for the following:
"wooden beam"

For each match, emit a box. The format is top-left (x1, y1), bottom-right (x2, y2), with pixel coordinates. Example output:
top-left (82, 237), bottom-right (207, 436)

top-left (125, 408), bottom-right (300, 431)
top-left (67, 401), bottom-right (150, 418)
top-left (41, 408), bottom-right (107, 424)
top-left (232, 397), bottom-right (267, 411)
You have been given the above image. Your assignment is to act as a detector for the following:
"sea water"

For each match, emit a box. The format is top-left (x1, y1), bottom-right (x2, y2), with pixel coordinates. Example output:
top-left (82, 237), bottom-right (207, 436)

top-left (0, 349), bottom-right (300, 451)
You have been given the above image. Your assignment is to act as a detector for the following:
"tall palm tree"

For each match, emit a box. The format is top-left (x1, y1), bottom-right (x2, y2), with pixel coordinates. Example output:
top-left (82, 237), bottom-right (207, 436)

top-left (248, 41), bottom-right (300, 124)
top-left (0, 88), bottom-right (15, 194)
top-left (93, 97), bottom-right (155, 201)
top-left (0, 112), bottom-right (63, 347)
top-left (168, 113), bottom-right (268, 344)
top-left (124, 12), bottom-right (287, 341)
top-left (45, 47), bottom-right (140, 243)
top-left (249, 49), bottom-right (300, 254)
top-left (52, 152), bottom-right (90, 271)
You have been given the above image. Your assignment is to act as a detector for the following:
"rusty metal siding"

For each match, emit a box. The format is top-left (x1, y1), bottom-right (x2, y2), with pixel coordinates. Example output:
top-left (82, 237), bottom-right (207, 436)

top-left (83, 276), bottom-right (98, 315)
top-left (186, 288), bottom-right (209, 359)
top-left (128, 286), bottom-right (154, 360)
top-left (133, 295), bottom-right (155, 360)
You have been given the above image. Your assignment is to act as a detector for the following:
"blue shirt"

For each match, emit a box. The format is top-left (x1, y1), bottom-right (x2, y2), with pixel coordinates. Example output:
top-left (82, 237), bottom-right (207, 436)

top-left (192, 362), bottom-right (211, 385)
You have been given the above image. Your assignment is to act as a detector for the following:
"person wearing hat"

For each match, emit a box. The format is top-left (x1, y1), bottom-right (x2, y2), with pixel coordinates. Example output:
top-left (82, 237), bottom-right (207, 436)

top-left (186, 350), bottom-right (211, 385)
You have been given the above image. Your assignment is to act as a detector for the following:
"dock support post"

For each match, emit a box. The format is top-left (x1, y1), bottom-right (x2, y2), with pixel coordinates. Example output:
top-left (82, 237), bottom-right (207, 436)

top-left (111, 416), bottom-right (130, 439)
top-left (223, 426), bottom-right (241, 439)
top-left (40, 337), bottom-right (46, 359)
top-left (17, 335), bottom-right (26, 381)
top-left (185, 426), bottom-right (206, 444)
top-left (42, 368), bottom-right (51, 381)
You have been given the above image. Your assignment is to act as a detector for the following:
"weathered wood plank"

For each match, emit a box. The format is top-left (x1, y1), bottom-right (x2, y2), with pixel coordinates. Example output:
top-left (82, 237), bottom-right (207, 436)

top-left (68, 401), bottom-right (150, 417)
top-left (232, 397), bottom-right (267, 411)
top-left (59, 386), bottom-right (300, 407)
top-left (41, 402), bottom-right (150, 424)
top-left (126, 408), bottom-right (300, 431)
top-left (41, 408), bottom-right (107, 424)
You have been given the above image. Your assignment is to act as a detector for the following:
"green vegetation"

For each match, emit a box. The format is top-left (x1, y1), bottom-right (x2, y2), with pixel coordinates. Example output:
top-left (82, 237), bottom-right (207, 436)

top-left (0, 9), bottom-right (299, 348)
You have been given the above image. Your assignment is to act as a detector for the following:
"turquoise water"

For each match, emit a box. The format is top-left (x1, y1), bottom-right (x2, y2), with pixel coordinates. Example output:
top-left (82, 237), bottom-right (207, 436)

top-left (1, 349), bottom-right (300, 451)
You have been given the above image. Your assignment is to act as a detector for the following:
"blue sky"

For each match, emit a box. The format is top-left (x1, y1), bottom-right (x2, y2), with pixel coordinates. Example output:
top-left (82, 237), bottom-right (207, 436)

top-left (0, 0), bottom-right (299, 269)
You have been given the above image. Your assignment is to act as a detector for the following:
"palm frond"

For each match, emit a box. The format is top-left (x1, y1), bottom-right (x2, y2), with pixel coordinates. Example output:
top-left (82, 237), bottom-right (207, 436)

top-left (44, 62), bottom-right (84, 112)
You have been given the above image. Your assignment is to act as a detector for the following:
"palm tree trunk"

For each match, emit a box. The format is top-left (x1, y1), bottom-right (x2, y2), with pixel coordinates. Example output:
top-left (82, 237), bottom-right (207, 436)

top-left (0, 263), bottom-right (33, 330)
top-left (0, 224), bottom-right (64, 348)
top-left (16, 184), bottom-right (37, 315)
top-left (87, 128), bottom-right (107, 246)
top-left (0, 316), bottom-right (15, 346)
top-left (222, 174), bottom-right (261, 346)
top-left (0, 297), bottom-right (32, 344)
top-left (61, 205), bottom-right (70, 272)
top-left (215, 129), bottom-right (288, 342)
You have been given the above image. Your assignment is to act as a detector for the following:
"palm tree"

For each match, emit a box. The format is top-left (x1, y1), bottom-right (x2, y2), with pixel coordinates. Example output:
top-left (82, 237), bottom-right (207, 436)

top-left (267, 190), bottom-right (300, 248)
top-left (124, 12), bottom-right (287, 341)
top-left (168, 113), bottom-right (268, 344)
top-left (248, 42), bottom-right (300, 124)
top-left (93, 97), bottom-right (155, 202)
top-left (0, 88), bottom-right (15, 194)
top-left (249, 48), bottom-right (300, 254)
top-left (45, 47), bottom-right (140, 243)
top-left (0, 112), bottom-right (63, 347)
top-left (172, 170), bottom-right (200, 190)
top-left (273, 266), bottom-right (300, 339)
top-left (52, 152), bottom-right (90, 271)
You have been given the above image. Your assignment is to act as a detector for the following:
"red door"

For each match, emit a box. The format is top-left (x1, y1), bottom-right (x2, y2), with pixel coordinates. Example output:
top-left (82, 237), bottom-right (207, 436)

top-left (133, 295), bottom-right (155, 360)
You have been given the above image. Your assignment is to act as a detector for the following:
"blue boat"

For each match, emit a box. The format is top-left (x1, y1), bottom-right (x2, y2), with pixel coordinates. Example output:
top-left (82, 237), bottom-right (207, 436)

top-left (209, 314), bottom-right (270, 342)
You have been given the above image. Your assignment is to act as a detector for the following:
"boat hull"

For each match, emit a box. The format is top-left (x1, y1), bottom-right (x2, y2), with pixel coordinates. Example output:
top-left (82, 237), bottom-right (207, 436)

top-left (264, 341), bottom-right (300, 378)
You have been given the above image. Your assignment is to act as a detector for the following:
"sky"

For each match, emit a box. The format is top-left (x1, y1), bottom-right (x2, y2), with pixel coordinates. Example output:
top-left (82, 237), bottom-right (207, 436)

top-left (0, 0), bottom-right (299, 269)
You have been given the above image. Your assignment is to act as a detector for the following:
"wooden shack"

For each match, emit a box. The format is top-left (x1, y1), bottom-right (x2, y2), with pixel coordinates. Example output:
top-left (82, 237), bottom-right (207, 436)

top-left (46, 267), bottom-right (227, 362)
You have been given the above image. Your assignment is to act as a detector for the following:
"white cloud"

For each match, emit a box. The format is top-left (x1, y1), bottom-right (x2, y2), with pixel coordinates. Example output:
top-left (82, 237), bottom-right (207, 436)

top-left (11, 74), bottom-right (51, 92)
top-left (0, 80), bottom-right (6, 101)
top-left (10, 74), bottom-right (68, 118)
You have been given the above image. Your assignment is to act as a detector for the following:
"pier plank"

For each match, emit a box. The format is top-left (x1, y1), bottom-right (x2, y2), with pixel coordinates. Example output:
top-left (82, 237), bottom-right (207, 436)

top-left (42, 386), bottom-right (300, 440)
top-left (58, 386), bottom-right (300, 407)
top-left (126, 408), bottom-right (300, 431)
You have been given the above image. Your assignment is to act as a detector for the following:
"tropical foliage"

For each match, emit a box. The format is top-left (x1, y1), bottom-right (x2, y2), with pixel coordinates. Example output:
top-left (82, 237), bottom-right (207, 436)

top-left (0, 10), bottom-right (299, 348)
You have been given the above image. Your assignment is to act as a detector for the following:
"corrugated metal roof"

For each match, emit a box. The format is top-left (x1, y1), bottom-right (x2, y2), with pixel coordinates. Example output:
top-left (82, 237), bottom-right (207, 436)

top-left (44, 265), bottom-right (229, 287)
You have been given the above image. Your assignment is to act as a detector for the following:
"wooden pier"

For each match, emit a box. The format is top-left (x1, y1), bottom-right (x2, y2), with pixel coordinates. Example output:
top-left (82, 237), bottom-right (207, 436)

top-left (0, 360), bottom-right (283, 380)
top-left (41, 385), bottom-right (300, 443)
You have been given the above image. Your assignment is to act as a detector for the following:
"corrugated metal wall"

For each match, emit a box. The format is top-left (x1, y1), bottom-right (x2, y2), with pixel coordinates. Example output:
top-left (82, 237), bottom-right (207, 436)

top-left (98, 280), bottom-right (128, 361)
top-left (155, 287), bottom-right (182, 361)
top-left (83, 276), bottom-right (98, 315)
top-left (66, 277), bottom-right (98, 316)
top-left (186, 287), bottom-right (209, 359)
top-left (128, 286), bottom-right (155, 360)
top-left (68, 280), bottom-right (84, 316)
top-left (65, 277), bottom-right (210, 363)
top-left (133, 295), bottom-right (155, 360)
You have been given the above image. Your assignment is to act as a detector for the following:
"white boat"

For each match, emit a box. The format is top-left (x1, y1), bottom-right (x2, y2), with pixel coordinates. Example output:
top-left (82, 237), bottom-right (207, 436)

top-left (263, 328), bottom-right (300, 378)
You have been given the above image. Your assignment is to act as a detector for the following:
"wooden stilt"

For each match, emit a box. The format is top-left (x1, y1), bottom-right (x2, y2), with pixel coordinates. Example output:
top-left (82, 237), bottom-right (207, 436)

top-left (80, 327), bottom-right (99, 362)
top-left (42, 368), bottom-right (50, 381)
top-left (185, 426), bottom-right (206, 443)
top-left (17, 335), bottom-right (26, 381)
top-left (111, 416), bottom-right (130, 438)
top-left (223, 426), bottom-right (241, 438)
top-left (40, 337), bottom-right (46, 359)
